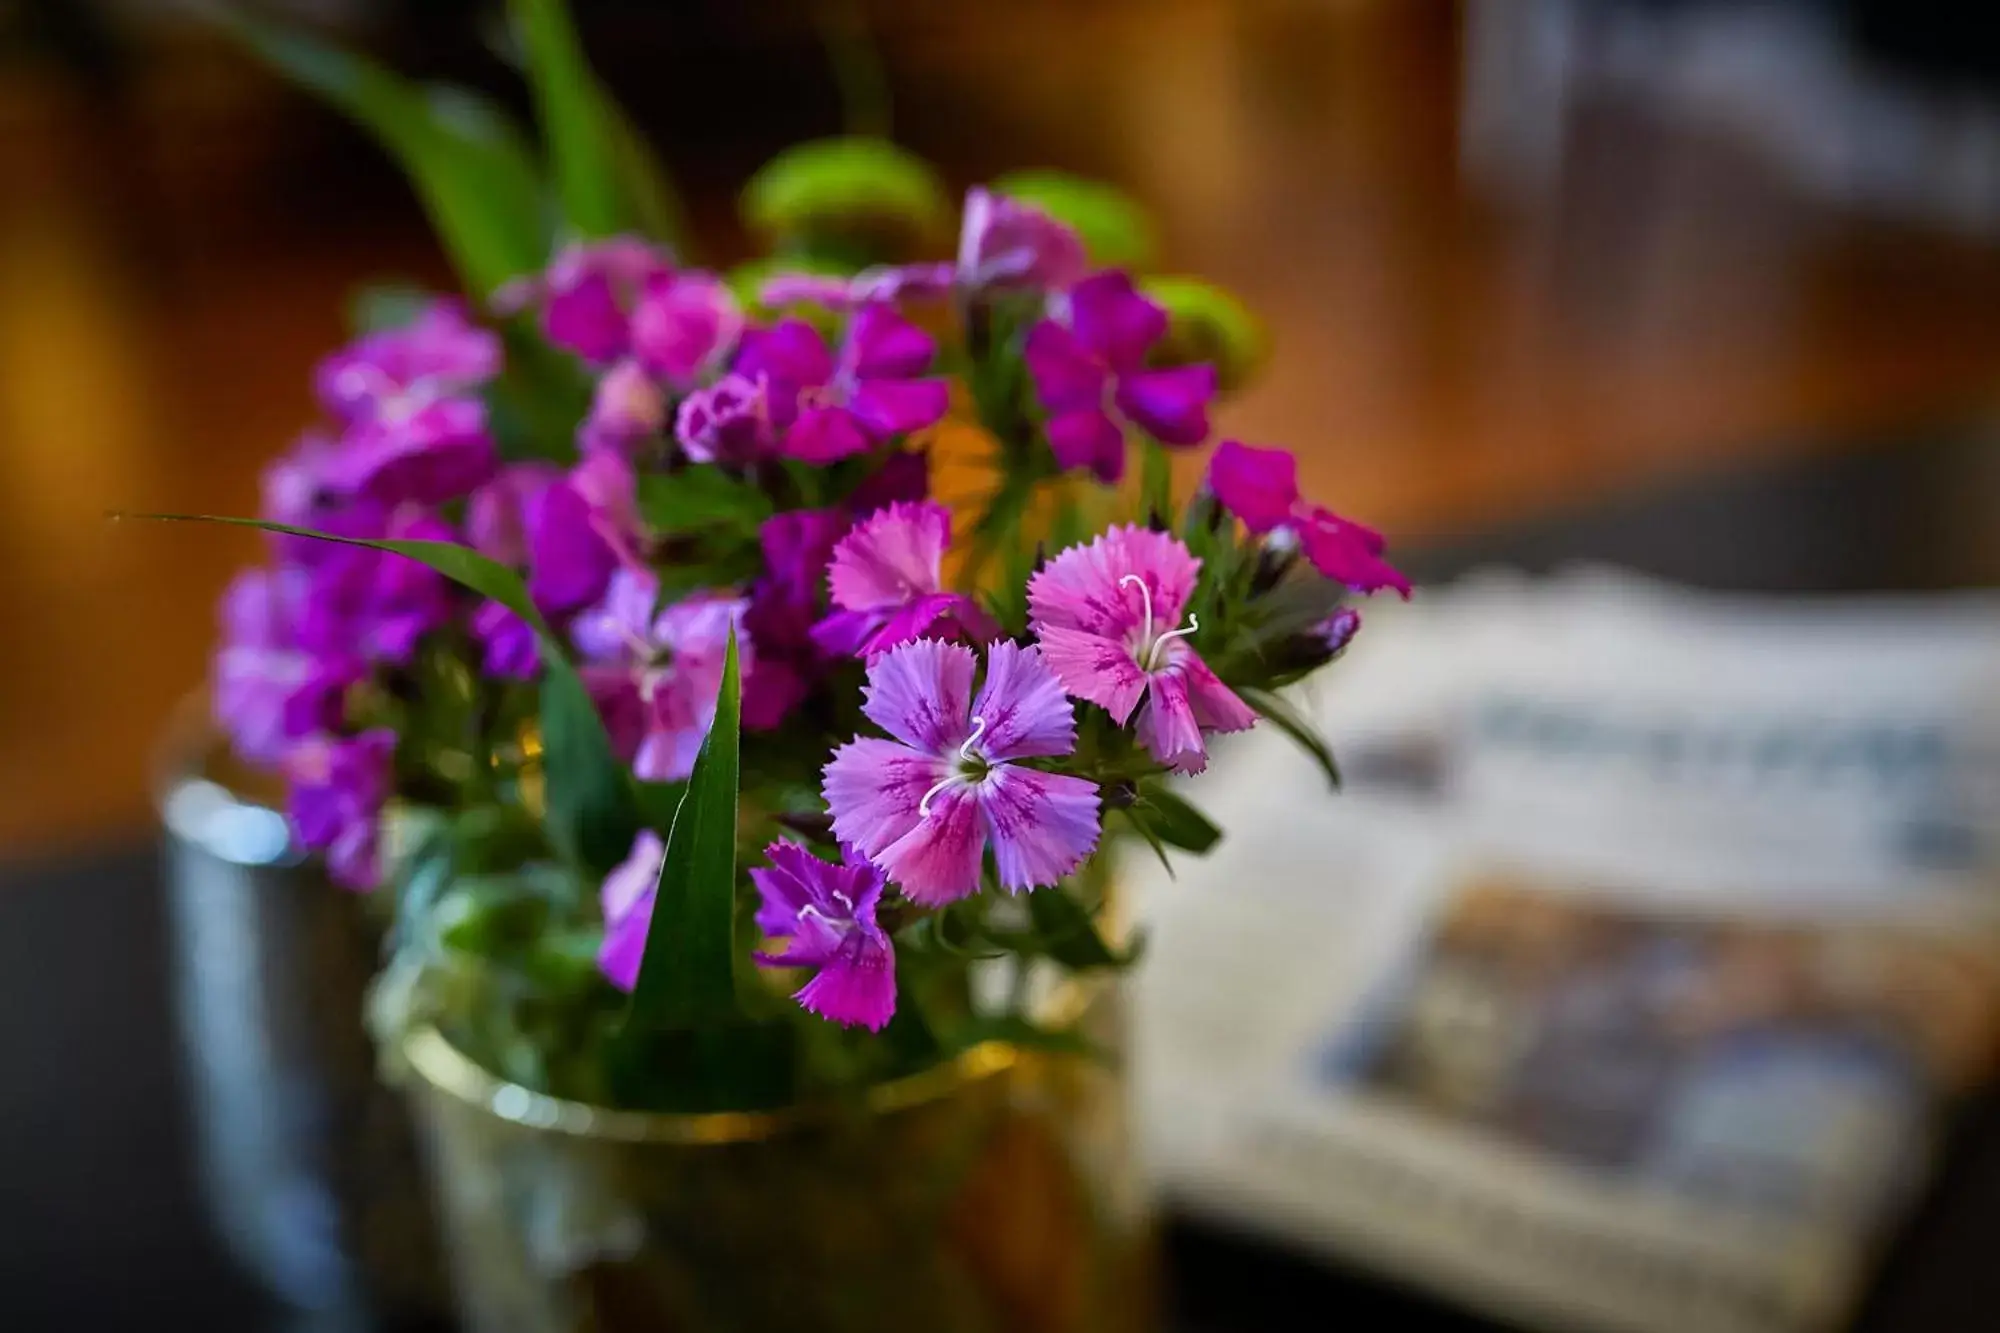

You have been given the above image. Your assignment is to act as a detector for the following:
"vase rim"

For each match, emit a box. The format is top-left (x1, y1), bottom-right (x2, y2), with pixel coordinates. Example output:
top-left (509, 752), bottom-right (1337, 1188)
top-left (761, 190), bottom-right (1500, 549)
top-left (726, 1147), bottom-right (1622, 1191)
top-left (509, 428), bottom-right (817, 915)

top-left (401, 1011), bottom-right (1054, 1146)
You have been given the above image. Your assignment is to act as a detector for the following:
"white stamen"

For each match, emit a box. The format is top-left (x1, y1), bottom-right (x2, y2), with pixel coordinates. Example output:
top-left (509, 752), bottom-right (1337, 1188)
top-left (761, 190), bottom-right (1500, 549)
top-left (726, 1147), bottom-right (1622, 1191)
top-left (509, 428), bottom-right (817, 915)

top-left (1119, 574), bottom-right (1154, 645)
top-left (917, 716), bottom-right (987, 817)
top-left (1147, 613), bottom-right (1200, 670)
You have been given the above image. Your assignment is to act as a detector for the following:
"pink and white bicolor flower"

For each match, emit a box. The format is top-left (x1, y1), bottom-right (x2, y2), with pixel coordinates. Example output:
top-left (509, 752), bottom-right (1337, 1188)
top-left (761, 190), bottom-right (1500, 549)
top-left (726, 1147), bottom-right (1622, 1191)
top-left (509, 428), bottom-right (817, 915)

top-left (1028, 526), bottom-right (1256, 775)
top-left (823, 639), bottom-right (1100, 906)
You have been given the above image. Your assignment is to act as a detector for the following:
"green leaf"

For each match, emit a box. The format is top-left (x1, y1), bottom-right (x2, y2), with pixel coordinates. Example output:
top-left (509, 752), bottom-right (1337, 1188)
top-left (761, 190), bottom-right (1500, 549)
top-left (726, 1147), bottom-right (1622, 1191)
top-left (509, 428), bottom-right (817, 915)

top-left (224, 15), bottom-right (549, 296)
top-left (992, 170), bottom-right (1158, 269)
top-left (742, 136), bottom-right (950, 256)
top-left (1144, 275), bottom-right (1267, 392)
top-left (635, 469), bottom-right (775, 535)
top-left (1024, 885), bottom-right (1122, 970)
top-left (509, 0), bottom-right (687, 247)
top-left (129, 514), bottom-right (639, 874)
top-left (1134, 783), bottom-right (1222, 854)
top-left (624, 629), bottom-right (742, 1029)
top-left (1138, 438), bottom-right (1174, 523)
top-left (1240, 685), bottom-right (1342, 790)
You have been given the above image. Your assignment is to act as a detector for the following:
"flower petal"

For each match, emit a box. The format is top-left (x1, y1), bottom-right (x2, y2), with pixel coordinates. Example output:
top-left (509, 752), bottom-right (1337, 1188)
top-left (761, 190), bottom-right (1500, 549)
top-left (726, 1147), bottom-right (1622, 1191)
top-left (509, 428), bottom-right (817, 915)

top-left (972, 641), bottom-right (1077, 761)
top-left (979, 766), bottom-right (1100, 892)
top-left (1034, 624), bottom-right (1150, 725)
top-left (859, 637), bottom-right (977, 752)
top-left (793, 929), bottom-right (897, 1030)
top-left (1027, 524), bottom-right (1200, 638)
top-left (874, 782), bottom-right (985, 905)
top-left (1207, 440), bottom-right (1299, 533)
top-left (785, 405), bottom-right (874, 463)
top-left (1179, 654), bottom-right (1258, 734)
top-left (1068, 271), bottom-right (1166, 371)
top-left (1046, 409), bottom-right (1126, 483)
top-left (847, 377), bottom-right (950, 438)
top-left (598, 892), bottom-right (653, 992)
top-left (1115, 364), bottom-right (1215, 446)
top-left (1301, 507), bottom-right (1411, 597)
top-left (858, 591), bottom-right (968, 657)
top-left (824, 737), bottom-right (947, 860)
top-left (827, 501), bottom-right (949, 612)
top-left (1135, 669), bottom-right (1209, 774)
top-left (845, 303), bottom-right (938, 379)
top-left (602, 830), bottom-right (665, 924)
top-left (734, 316), bottom-right (835, 391)
top-left (1023, 320), bottom-right (1108, 413)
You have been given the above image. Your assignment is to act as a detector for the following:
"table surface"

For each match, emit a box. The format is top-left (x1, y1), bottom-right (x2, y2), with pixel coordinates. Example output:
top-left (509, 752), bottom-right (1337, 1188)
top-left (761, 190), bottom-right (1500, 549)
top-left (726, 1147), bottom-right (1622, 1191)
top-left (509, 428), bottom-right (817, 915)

top-left (4, 425), bottom-right (1999, 1333)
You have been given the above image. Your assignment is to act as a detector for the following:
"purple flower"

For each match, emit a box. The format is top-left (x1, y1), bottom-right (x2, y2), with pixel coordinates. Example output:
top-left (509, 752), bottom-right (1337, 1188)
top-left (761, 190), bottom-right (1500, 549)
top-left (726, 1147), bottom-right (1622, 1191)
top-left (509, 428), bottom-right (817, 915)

top-left (295, 507), bottom-right (457, 666)
top-left (283, 729), bottom-right (396, 890)
top-left (957, 186), bottom-right (1087, 293)
top-left (1028, 526), bottom-right (1256, 775)
top-left (314, 300), bottom-right (500, 426)
top-left (579, 359), bottom-right (667, 456)
top-left (823, 639), bottom-right (1100, 905)
top-left (573, 570), bottom-right (751, 782)
top-left (675, 374), bottom-right (775, 466)
top-left (847, 448), bottom-right (930, 514)
top-left (212, 568), bottom-right (362, 766)
top-left (812, 501), bottom-right (998, 659)
top-left (734, 305), bottom-right (949, 463)
top-left (1319, 607), bottom-right (1361, 655)
top-left (467, 463), bottom-right (562, 567)
top-left (597, 830), bottom-right (663, 992)
top-left (472, 601), bottom-right (540, 680)
top-left (760, 264), bottom-right (955, 310)
top-left (525, 452), bottom-right (639, 616)
top-left (1024, 271), bottom-right (1217, 483)
top-left (313, 301), bottom-right (501, 505)
top-left (1206, 440), bottom-right (1410, 596)
top-left (630, 272), bottom-right (741, 387)
top-left (743, 507), bottom-right (849, 730)
top-left (498, 238), bottom-right (675, 366)
top-left (752, 842), bottom-right (896, 1030)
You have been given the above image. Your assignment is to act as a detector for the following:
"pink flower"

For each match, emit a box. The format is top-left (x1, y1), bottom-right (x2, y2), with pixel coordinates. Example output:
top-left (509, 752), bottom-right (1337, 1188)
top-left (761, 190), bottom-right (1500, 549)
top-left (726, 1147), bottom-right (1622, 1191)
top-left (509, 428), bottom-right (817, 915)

top-left (1024, 271), bottom-right (1216, 483)
top-left (957, 186), bottom-right (1086, 293)
top-left (1206, 441), bottom-right (1409, 596)
top-left (573, 571), bottom-right (751, 782)
top-left (496, 238), bottom-right (675, 366)
top-left (1028, 526), bottom-right (1256, 775)
top-left (823, 639), bottom-right (1100, 905)
top-left (597, 830), bottom-right (663, 992)
top-left (579, 358), bottom-right (667, 456)
top-left (283, 729), bottom-right (396, 890)
top-left (811, 501), bottom-right (998, 658)
top-left (751, 842), bottom-right (896, 1030)
top-left (675, 373), bottom-right (775, 465)
top-left (732, 305), bottom-right (950, 463)
top-left (630, 272), bottom-right (741, 387)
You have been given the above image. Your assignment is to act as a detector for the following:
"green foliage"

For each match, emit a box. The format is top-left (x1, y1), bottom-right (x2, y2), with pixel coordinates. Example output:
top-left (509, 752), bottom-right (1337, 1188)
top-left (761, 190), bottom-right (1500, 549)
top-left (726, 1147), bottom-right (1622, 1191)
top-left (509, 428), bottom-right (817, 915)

top-left (1131, 782), bottom-right (1222, 853)
top-left (992, 169), bottom-right (1158, 269)
top-left (623, 630), bottom-right (743, 1030)
top-left (1239, 685), bottom-right (1342, 790)
top-left (635, 469), bottom-right (776, 536)
top-left (224, 15), bottom-right (550, 297)
top-left (743, 137), bottom-right (950, 262)
top-left (1144, 275), bottom-right (1267, 392)
top-left (509, 0), bottom-right (688, 247)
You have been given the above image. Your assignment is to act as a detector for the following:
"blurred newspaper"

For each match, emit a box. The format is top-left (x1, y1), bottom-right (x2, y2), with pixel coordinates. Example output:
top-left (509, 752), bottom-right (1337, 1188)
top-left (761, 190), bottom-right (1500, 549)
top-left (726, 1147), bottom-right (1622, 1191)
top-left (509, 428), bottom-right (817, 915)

top-left (1135, 568), bottom-right (2000, 1333)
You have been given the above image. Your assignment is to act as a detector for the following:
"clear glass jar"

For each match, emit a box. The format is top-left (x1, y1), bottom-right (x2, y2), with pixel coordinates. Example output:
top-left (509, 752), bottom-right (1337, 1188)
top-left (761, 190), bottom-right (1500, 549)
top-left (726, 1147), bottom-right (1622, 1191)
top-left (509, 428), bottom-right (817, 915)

top-left (401, 985), bottom-right (1152, 1333)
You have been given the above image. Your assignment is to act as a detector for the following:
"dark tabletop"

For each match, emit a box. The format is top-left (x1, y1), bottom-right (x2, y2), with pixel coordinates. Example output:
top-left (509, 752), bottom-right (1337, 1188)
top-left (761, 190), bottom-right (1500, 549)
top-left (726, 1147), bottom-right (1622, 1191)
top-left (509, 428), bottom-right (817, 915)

top-left (4, 422), bottom-right (1998, 1333)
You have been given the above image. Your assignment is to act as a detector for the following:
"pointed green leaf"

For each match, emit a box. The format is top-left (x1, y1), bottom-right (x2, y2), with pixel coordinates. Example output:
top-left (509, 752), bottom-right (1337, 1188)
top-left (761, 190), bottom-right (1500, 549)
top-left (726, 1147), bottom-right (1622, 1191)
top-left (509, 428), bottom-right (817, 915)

top-left (130, 514), bottom-right (638, 873)
top-left (1134, 782), bottom-right (1222, 854)
top-left (1240, 685), bottom-right (1342, 790)
top-left (510, 0), bottom-right (686, 247)
top-left (223, 15), bottom-right (549, 296)
top-left (634, 469), bottom-right (774, 535)
top-left (625, 629), bottom-right (742, 1029)
top-left (1024, 885), bottom-right (1122, 970)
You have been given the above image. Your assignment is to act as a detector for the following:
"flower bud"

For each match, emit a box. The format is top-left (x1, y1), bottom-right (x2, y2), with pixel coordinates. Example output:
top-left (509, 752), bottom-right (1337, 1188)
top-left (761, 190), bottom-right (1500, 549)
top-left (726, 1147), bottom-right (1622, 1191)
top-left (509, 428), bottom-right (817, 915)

top-left (741, 137), bottom-right (951, 264)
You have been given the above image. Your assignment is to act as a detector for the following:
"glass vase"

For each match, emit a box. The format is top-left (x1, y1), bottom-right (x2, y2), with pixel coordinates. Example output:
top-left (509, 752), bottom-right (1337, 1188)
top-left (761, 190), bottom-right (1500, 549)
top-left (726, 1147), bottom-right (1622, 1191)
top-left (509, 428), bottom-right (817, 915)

top-left (400, 986), bottom-right (1152, 1333)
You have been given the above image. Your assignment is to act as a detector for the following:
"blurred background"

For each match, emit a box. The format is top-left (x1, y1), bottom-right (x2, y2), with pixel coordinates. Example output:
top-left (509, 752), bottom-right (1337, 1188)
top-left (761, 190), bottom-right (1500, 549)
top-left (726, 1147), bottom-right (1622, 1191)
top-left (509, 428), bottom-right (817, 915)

top-left (4, 2), bottom-right (2000, 1332)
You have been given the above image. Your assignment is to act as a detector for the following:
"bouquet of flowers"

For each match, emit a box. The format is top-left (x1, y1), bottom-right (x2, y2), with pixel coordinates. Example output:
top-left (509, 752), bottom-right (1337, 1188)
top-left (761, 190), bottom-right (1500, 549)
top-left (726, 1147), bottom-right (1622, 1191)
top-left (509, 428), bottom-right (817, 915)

top-left (199, 1), bottom-right (1405, 1116)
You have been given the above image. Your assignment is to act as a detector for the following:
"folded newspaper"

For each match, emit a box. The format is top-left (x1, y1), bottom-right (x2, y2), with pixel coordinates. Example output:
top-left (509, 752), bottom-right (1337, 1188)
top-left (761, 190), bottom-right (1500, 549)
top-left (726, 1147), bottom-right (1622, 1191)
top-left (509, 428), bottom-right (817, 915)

top-left (1135, 568), bottom-right (2000, 1333)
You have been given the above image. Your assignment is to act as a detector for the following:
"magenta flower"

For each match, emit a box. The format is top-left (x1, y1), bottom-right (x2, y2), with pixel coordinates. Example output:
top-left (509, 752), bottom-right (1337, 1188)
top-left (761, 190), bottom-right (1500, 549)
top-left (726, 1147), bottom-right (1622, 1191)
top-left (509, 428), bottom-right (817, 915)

top-left (496, 238), bottom-right (675, 366)
top-left (733, 305), bottom-right (949, 463)
top-left (1024, 271), bottom-right (1216, 483)
top-left (523, 456), bottom-right (632, 616)
top-left (472, 601), bottom-right (539, 680)
top-left (743, 507), bottom-right (849, 730)
top-left (751, 842), bottom-right (896, 1030)
top-left (675, 373), bottom-right (775, 466)
top-left (466, 463), bottom-right (561, 567)
top-left (1028, 526), bottom-right (1256, 775)
top-left (597, 830), bottom-right (664, 992)
top-left (630, 272), bottom-right (741, 387)
top-left (314, 301), bottom-right (501, 505)
top-left (573, 570), bottom-right (751, 782)
top-left (295, 507), bottom-right (457, 666)
top-left (1206, 440), bottom-right (1410, 596)
top-left (212, 568), bottom-right (362, 767)
top-left (812, 501), bottom-right (997, 659)
top-left (283, 728), bottom-right (396, 890)
top-left (1319, 607), bottom-right (1361, 655)
top-left (958, 186), bottom-right (1087, 293)
top-left (823, 639), bottom-right (1100, 905)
